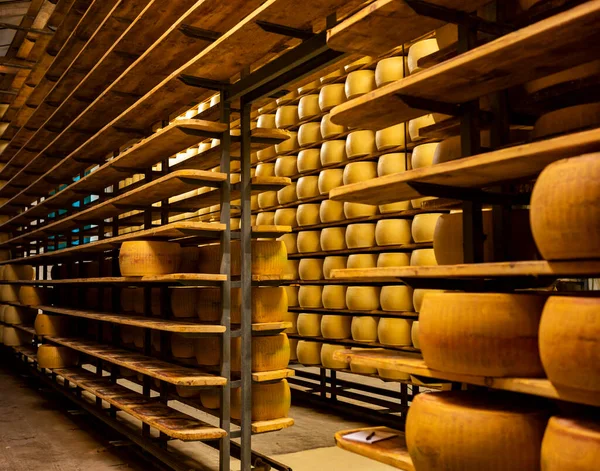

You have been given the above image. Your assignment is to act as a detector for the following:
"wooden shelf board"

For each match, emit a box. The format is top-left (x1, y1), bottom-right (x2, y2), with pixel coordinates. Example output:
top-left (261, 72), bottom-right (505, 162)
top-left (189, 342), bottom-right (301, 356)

top-left (252, 369), bottom-right (295, 382)
top-left (12, 345), bottom-right (38, 363)
top-left (287, 334), bottom-right (419, 354)
top-left (12, 324), bottom-right (36, 336)
top-left (288, 242), bottom-right (432, 259)
top-left (252, 194), bottom-right (327, 214)
top-left (288, 307), bottom-right (418, 319)
top-left (249, 322), bottom-right (293, 335)
top-left (8, 274), bottom-right (226, 285)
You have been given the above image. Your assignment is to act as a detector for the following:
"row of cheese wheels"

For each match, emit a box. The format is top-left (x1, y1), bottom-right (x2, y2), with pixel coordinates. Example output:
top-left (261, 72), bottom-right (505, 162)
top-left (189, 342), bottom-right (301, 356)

top-left (0, 285), bottom-right (48, 305)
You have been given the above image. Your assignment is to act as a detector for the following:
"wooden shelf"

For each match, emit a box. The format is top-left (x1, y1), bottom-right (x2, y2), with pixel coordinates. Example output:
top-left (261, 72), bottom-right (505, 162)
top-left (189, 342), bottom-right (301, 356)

top-left (287, 334), bottom-right (419, 354)
top-left (251, 369), bottom-right (295, 382)
top-left (8, 274), bottom-right (226, 286)
top-left (252, 194), bottom-right (327, 214)
top-left (12, 324), bottom-right (36, 336)
top-left (332, 348), bottom-right (600, 408)
top-left (54, 368), bottom-right (226, 441)
top-left (288, 242), bottom-right (432, 259)
top-left (330, 128), bottom-right (600, 205)
top-left (335, 426), bottom-right (414, 471)
top-left (330, 2), bottom-right (600, 130)
top-left (12, 345), bottom-right (38, 363)
top-left (288, 307), bottom-right (418, 319)
top-left (248, 322), bottom-right (293, 336)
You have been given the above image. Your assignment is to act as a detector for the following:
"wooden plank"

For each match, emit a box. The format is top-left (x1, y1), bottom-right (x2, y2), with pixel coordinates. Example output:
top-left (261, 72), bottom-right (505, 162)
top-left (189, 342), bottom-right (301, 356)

top-left (287, 334), bottom-right (420, 354)
top-left (335, 426), bottom-right (414, 471)
top-left (330, 2), bottom-right (600, 129)
top-left (250, 322), bottom-right (293, 335)
top-left (252, 369), bottom-right (295, 382)
top-left (288, 243), bottom-right (431, 259)
top-left (288, 307), bottom-right (418, 319)
top-left (330, 128), bottom-right (600, 205)
top-left (5, 274), bottom-right (227, 284)
top-left (251, 417), bottom-right (294, 434)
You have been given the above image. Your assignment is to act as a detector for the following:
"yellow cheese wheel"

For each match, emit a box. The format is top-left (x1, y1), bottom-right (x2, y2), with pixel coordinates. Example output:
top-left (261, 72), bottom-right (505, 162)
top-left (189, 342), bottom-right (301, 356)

top-left (347, 254), bottom-right (378, 269)
top-left (378, 318), bottom-right (412, 346)
top-left (175, 385), bottom-right (202, 399)
top-left (284, 259), bottom-right (299, 279)
top-left (377, 153), bottom-right (410, 177)
top-left (347, 287), bottom-right (380, 311)
top-left (298, 80), bottom-right (320, 95)
top-left (318, 168), bottom-right (344, 194)
top-left (258, 191), bottom-right (277, 209)
top-left (435, 23), bottom-right (458, 49)
top-left (288, 338), bottom-right (298, 361)
top-left (275, 132), bottom-right (299, 154)
top-left (278, 233), bottom-right (298, 255)
top-left (256, 212), bottom-right (275, 226)
top-left (199, 390), bottom-right (220, 409)
top-left (346, 130), bottom-right (376, 158)
top-left (345, 202), bottom-right (378, 221)
top-left (231, 379), bottom-right (291, 421)
top-left (4, 306), bottom-right (35, 325)
top-left (322, 285), bottom-right (347, 309)
top-left (351, 316), bottom-right (379, 341)
top-left (319, 199), bottom-right (345, 223)
top-left (298, 149), bottom-right (321, 173)
top-left (2, 327), bottom-right (27, 346)
top-left (411, 142), bottom-right (439, 169)
top-left (197, 240), bottom-right (287, 276)
top-left (377, 252), bottom-right (411, 268)
top-left (298, 258), bottom-right (323, 281)
top-left (346, 223), bottom-right (376, 248)
top-left (412, 213), bottom-right (443, 243)
top-left (296, 204), bottom-right (320, 226)
top-left (380, 285), bottom-right (414, 312)
top-left (525, 59), bottom-right (600, 95)
top-left (432, 134), bottom-right (483, 165)
top-left (321, 343), bottom-right (350, 369)
top-left (231, 334), bottom-right (290, 372)
top-left (257, 145), bottom-right (277, 161)
top-left (195, 337), bottom-right (221, 366)
top-left (284, 286), bottom-right (299, 307)
top-left (320, 227), bottom-right (347, 251)
top-left (277, 90), bottom-right (298, 105)
top-left (539, 296), bottom-right (600, 397)
top-left (406, 391), bottom-right (548, 471)
top-left (298, 122), bottom-right (322, 147)
top-left (196, 287), bottom-right (222, 322)
top-left (274, 208), bottom-right (298, 227)
top-left (410, 248), bottom-right (437, 266)
top-left (411, 321), bottom-right (420, 349)
top-left (38, 345), bottom-right (78, 369)
top-left (408, 114), bottom-right (448, 142)
top-left (297, 341), bottom-right (322, 365)
top-left (296, 176), bottom-right (320, 200)
top-left (375, 219), bottom-right (412, 246)
top-left (233, 287), bottom-right (287, 324)
top-left (251, 194), bottom-right (259, 210)
top-left (277, 182), bottom-right (298, 205)
top-left (321, 315), bottom-right (352, 340)
top-left (171, 334), bottom-right (195, 359)
top-left (3, 264), bottom-right (34, 281)
top-left (323, 256), bottom-right (348, 279)
top-left (379, 201), bottom-right (410, 213)
top-left (297, 313), bottom-right (322, 337)
top-left (343, 161), bottom-right (377, 185)
top-left (376, 123), bottom-right (407, 151)
top-left (530, 154), bottom-right (600, 260)
top-left (275, 105), bottom-right (299, 129)
top-left (298, 94), bottom-right (320, 120)
top-left (420, 293), bottom-right (545, 376)
top-left (375, 56), bottom-right (407, 88)
top-left (345, 70), bottom-right (375, 99)
top-left (34, 313), bottom-right (69, 336)
top-left (541, 416), bottom-right (600, 471)
top-left (319, 84), bottom-right (346, 112)
top-left (119, 241), bottom-right (182, 276)
top-left (344, 56), bottom-right (373, 72)
top-left (284, 311), bottom-right (298, 333)
top-left (321, 68), bottom-right (344, 84)
top-left (19, 286), bottom-right (47, 306)
top-left (378, 369), bottom-right (410, 381)
top-left (407, 39), bottom-right (439, 74)
top-left (257, 114), bottom-right (276, 129)
top-left (413, 288), bottom-right (445, 313)
top-left (297, 230), bottom-right (321, 253)
top-left (321, 140), bottom-right (347, 166)
top-left (298, 285), bottom-right (323, 308)
top-left (349, 347), bottom-right (378, 374)
top-left (256, 162), bottom-right (275, 177)
top-left (321, 113), bottom-right (345, 139)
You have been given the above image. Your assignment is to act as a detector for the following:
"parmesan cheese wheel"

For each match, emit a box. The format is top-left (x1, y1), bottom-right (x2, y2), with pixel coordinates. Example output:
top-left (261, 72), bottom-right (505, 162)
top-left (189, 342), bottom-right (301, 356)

top-left (433, 133), bottom-right (491, 165)
top-left (377, 153), bottom-right (410, 177)
top-left (278, 233), bottom-right (298, 254)
top-left (525, 59), bottom-right (600, 95)
top-left (197, 240), bottom-right (287, 276)
top-left (345, 56), bottom-right (373, 73)
top-left (541, 416), bottom-right (600, 471)
top-left (275, 156), bottom-right (298, 177)
top-left (2, 327), bottom-right (26, 346)
top-left (378, 318), bottom-right (412, 346)
top-left (19, 286), bottom-right (47, 306)
top-left (375, 219), bottom-right (412, 246)
top-left (411, 321), bottom-right (420, 349)
top-left (171, 334), bottom-right (195, 359)
top-left (321, 68), bottom-right (344, 84)
top-left (435, 23), bottom-right (458, 49)
top-left (200, 390), bottom-right (220, 409)
top-left (407, 39), bottom-right (439, 74)
top-left (377, 252), bottom-right (410, 268)
top-left (406, 391), bottom-right (548, 471)
top-left (349, 347), bottom-right (378, 374)
top-left (318, 168), bottom-right (344, 195)
top-left (319, 84), bottom-right (346, 112)
top-left (274, 208), bottom-right (298, 227)
top-left (347, 254), bottom-right (378, 269)
top-left (376, 123), bottom-right (407, 151)
top-left (4, 306), bottom-right (35, 325)
top-left (257, 114), bottom-right (276, 129)
top-left (298, 285), bottom-right (323, 308)
top-left (345, 70), bottom-right (375, 99)
top-left (285, 286), bottom-right (299, 307)
top-left (346, 223), bottom-right (376, 248)
top-left (345, 201), bottom-right (378, 220)
top-left (323, 256), bottom-right (348, 279)
top-left (288, 338), bottom-right (298, 361)
top-left (195, 337), bottom-right (221, 366)
top-left (320, 199), bottom-right (345, 223)
top-left (256, 162), bottom-right (275, 177)
top-left (298, 258), bottom-right (323, 280)
top-left (420, 293), bottom-right (545, 376)
top-left (297, 230), bottom-right (321, 253)
top-left (277, 90), bottom-right (298, 105)
top-left (375, 56), bottom-right (407, 87)
top-left (410, 248), bottom-right (437, 266)
top-left (346, 130), bottom-right (376, 158)
top-left (34, 314), bottom-right (69, 336)
top-left (3, 264), bottom-right (34, 281)
top-left (277, 182), bottom-right (298, 205)
top-left (284, 311), bottom-right (298, 333)
top-left (298, 80), bottom-right (320, 95)
top-left (351, 316), bottom-right (379, 341)
top-left (256, 212), bottom-right (276, 226)
top-left (321, 344), bottom-right (350, 369)
top-left (298, 149), bottom-right (321, 173)
top-left (298, 94), bottom-right (320, 120)
top-left (297, 313), bottom-right (322, 337)
top-left (297, 341), bottom-right (321, 365)
top-left (378, 369), bottom-right (410, 381)
top-left (539, 296), bottom-right (600, 397)
top-left (119, 241), bottom-right (182, 276)
top-left (321, 316), bottom-right (352, 340)
top-left (530, 154), bottom-right (600, 260)
top-left (412, 213), bottom-right (443, 243)
top-left (408, 113), bottom-right (448, 141)
top-left (343, 161), bottom-right (377, 185)
top-left (258, 146), bottom-right (277, 161)
top-left (296, 204), bottom-right (320, 226)
top-left (231, 380), bottom-right (291, 421)
top-left (234, 287), bottom-right (287, 324)
top-left (258, 191), bottom-right (278, 208)
top-left (37, 345), bottom-right (78, 369)
top-left (231, 334), bottom-right (290, 372)
top-left (196, 287), bottom-right (221, 322)
top-left (413, 289), bottom-right (445, 312)
top-left (275, 106), bottom-right (299, 129)
top-left (380, 286), bottom-right (414, 312)
top-left (175, 386), bottom-right (201, 399)
top-left (321, 113), bottom-right (345, 139)
top-left (320, 227), bottom-right (347, 251)
top-left (275, 132), bottom-right (298, 154)
top-left (284, 259), bottom-right (299, 279)
top-left (298, 122), bottom-right (322, 147)
top-left (379, 200), bottom-right (410, 214)
top-left (322, 285), bottom-right (347, 309)
top-left (411, 142), bottom-right (439, 169)
top-left (251, 194), bottom-right (259, 210)
top-left (321, 140), bottom-right (347, 166)
top-left (347, 287), bottom-right (381, 311)
top-left (296, 176), bottom-right (320, 200)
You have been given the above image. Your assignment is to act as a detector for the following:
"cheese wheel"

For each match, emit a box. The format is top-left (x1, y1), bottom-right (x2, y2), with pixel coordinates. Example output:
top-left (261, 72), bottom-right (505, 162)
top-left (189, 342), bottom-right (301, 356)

top-left (410, 248), bottom-right (437, 266)
top-left (530, 154), bottom-right (600, 260)
top-left (34, 313), bottom-right (69, 336)
top-left (284, 259), bottom-right (299, 279)
top-left (257, 146), bottom-right (277, 162)
top-left (19, 286), bottom-right (47, 306)
top-left (406, 391), bottom-right (548, 471)
top-left (320, 227), bottom-right (347, 251)
top-left (234, 287), bottom-right (287, 324)
top-left (274, 208), bottom-right (298, 227)
top-left (278, 233), bottom-right (298, 254)
top-left (297, 341), bottom-right (321, 365)
top-left (3, 265), bottom-right (34, 281)
top-left (319, 84), bottom-right (346, 112)
top-left (375, 219), bottom-right (412, 246)
top-left (376, 123), bottom-right (407, 151)
top-left (343, 161), bottom-right (377, 185)
top-left (407, 39), bottom-right (439, 74)
top-left (411, 321), bottom-right (420, 349)
top-left (120, 325), bottom-right (135, 345)
top-left (318, 168), bottom-right (344, 195)
top-left (412, 213), bottom-right (443, 243)
top-left (320, 199), bottom-right (344, 223)
top-left (296, 176), bottom-right (320, 200)
top-left (346, 223), bottom-right (376, 248)
top-left (525, 59), bottom-right (600, 95)
top-left (2, 327), bottom-right (27, 346)
top-left (119, 241), bottom-right (181, 276)
top-left (231, 380), bottom-right (291, 421)
top-left (322, 285), bottom-right (347, 309)
top-left (420, 293), bottom-right (545, 376)
top-left (298, 258), bottom-right (323, 281)
top-left (196, 287), bottom-right (222, 322)
top-left (351, 316), bottom-right (379, 341)
top-left (377, 252), bottom-right (410, 268)
top-left (276, 90), bottom-right (298, 105)
top-left (288, 338), bottom-right (298, 361)
top-left (344, 56), bottom-right (373, 73)
top-left (378, 369), bottom-right (410, 381)
top-left (378, 153), bottom-right (410, 177)
top-left (4, 306), bottom-right (35, 325)
top-left (380, 285), bottom-right (414, 312)
top-left (411, 142), bottom-right (438, 169)
top-left (378, 318), bottom-right (412, 346)
top-left (284, 286), bottom-right (299, 307)
top-left (298, 285), bottom-right (323, 308)
top-left (345, 70), bottom-right (375, 99)
top-left (171, 334), bottom-right (195, 359)
top-left (257, 114), bottom-right (276, 129)
top-left (349, 347), bottom-right (377, 374)
top-left (323, 256), bottom-right (347, 279)
top-left (347, 254), bottom-right (378, 269)
top-left (321, 113), bottom-right (345, 139)
top-left (37, 345), bottom-right (78, 369)
top-left (256, 162), bottom-right (275, 177)
top-left (321, 315), bottom-right (352, 340)
top-left (413, 289), bottom-right (445, 313)
top-left (296, 204), bottom-right (320, 226)
top-left (231, 334), bottom-right (290, 372)
top-left (275, 132), bottom-right (298, 154)
top-left (277, 182), bottom-right (298, 205)
top-left (297, 149), bottom-right (321, 173)
top-left (298, 94), bottom-right (320, 120)
top-left (258, 191), bottom-right (277, 208)
top-left (256, 212), bottom-right (275, 226)
top-left (346, 130), bottom-right (376, 158)
top-left (195, 337), bottom-right (221, 366)
top-left (298, 122), bottom-right (322, 147)
top-left (408, 114), bottom-right (448, 141)
top-left (347, 287), bottom-right (380, 311)
top-left (321, 140), bottom-right (347, 166)
top-left (321, 68), bottom-right (344, 84)
top-left (321, 344), bottom-right (350, 369)
top-left (375, 56), bottom-right (407, 87)
top-left (199, 390), bottom-right (220, 409)
top-left (345, 201), bottom-right (378, 220)
top-left (539, 296), bottom-right (600, 397)
top-left (435, 23), bottom-right (458, 49)
top-left (541, 416), bottom-right (600, 471)
top-left (297, 314), bottom-right (322, 337)
top-left (175, 385), bottom-right (202, 399)
top-left (433, 132), bottom-right (491, 165)
top-left (284, 311), bottom-right (298, 333)
top-left (298, 80), bottom-right (320, 95)
top-left (379, 201), bottom-right (410, 214)
top-left (198, 240), bottom-right (287, 276)
top-left (297, 231), bottom-right (321, 253)
top-left (275, 105), bottom-right (299, 129)
top-left (251, 194), bottom-right (259, 210)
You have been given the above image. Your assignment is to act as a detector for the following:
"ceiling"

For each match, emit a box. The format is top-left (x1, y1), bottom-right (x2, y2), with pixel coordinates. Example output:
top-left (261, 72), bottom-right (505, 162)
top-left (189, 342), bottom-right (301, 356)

top-left (0, 0), bottom-right (32, 57)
